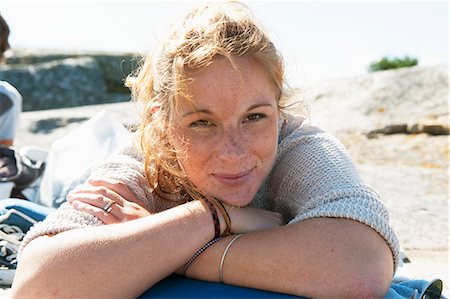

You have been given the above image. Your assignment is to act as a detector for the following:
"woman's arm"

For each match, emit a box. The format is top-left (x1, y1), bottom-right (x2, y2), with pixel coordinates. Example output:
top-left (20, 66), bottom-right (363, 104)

top-left (12, 200), bottom-right (216, 298)
top-left (184, 216), bottom-right (393, 299)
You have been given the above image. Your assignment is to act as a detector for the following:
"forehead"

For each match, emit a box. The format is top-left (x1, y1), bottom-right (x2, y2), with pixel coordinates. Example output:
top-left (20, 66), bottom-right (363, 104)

top-left (178, 56), bottom-right (275, 109)
top-left (190, 56), bottom-right (269, 84)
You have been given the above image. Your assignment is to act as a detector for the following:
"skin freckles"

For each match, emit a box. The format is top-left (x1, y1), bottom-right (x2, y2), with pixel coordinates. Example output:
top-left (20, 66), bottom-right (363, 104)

top-left (169, 56), bottom-right (279, 207)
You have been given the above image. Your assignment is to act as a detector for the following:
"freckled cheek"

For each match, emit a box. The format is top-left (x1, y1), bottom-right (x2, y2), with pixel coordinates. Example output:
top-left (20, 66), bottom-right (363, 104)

top-left (171, 133), bottom-right (217, 177)
top-left (248, 127), bottom-right (278, 162)
top-left (183, 143), bottom-right (213, 166)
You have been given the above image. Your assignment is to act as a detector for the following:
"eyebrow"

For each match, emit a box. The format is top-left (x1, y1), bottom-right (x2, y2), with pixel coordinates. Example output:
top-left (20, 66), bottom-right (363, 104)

top-left (181, 102), bottom-right (274, 117)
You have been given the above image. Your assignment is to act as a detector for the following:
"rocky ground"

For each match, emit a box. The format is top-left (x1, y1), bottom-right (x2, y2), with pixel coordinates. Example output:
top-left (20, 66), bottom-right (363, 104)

top-left (1, 65), bottom-right (448, 296)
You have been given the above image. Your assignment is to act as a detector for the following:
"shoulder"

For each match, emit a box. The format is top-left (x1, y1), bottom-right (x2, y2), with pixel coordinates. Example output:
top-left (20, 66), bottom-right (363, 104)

top-left (276, 114), bottom-right (349, 164)
top-left (0, 80), bottom-right (22, 103)
top-left (270, 114), bottom-right (364, 205)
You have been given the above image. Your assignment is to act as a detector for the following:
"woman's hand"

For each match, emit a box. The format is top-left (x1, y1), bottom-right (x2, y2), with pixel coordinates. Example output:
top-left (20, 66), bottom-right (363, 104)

top-left (67, 178), bottom-right (151, 224)
top-left (224, 204), bottom-right (285, 234)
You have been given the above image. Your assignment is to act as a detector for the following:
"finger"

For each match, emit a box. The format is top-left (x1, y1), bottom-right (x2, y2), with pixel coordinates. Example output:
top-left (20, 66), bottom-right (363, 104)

top-left (273, 212), bottom-right (284, 223)
top-left (87, 178), bottom-right (139, 203)
top-left (71, 200), bottom-right (120, 225)
top-left (67, 192), bottom-right (125, 221)
top-left (68, 184), bottom-right (127, 208)
top-left (270, 212), bottom-right (284, 225)
top-left (67, 184), bottom-right (150, 222)
top-left (66, 184), bottom-right (100, 202)
top-left (67, 191), bottom-right (114, 207)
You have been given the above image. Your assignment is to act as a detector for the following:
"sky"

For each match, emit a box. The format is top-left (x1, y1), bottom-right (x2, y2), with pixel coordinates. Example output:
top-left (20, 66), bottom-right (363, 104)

top-left (0, 1), bottom-right (448, 86)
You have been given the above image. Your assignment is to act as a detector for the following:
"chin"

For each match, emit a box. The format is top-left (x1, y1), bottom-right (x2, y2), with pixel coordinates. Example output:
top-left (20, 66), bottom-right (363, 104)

top-left (218, 193), bottom-right (255, 207)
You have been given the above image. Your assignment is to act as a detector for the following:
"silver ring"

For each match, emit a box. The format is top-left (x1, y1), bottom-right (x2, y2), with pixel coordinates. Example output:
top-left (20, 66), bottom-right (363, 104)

top-left (102, 200), bottom-right (115, 213)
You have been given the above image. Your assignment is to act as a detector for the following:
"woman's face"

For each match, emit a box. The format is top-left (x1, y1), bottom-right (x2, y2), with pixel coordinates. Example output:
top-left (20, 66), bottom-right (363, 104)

top-left (169, 56), bottom-right (279, 207)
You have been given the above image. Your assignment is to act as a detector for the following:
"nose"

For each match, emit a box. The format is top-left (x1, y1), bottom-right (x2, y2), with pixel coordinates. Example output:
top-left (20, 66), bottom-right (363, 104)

top-left (217, 128), bottom-right (246, 162)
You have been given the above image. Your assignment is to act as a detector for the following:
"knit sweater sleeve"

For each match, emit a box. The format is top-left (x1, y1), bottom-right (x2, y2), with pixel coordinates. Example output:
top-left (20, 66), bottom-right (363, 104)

top-left (19, 145), bottom-right (155, 254)
top-left (267, 120), bottom-right (400, 271)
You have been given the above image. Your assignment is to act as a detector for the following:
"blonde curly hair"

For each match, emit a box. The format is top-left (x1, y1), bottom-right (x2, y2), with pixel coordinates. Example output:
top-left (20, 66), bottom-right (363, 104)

top-left (127, 2), bottom-right (298, 203)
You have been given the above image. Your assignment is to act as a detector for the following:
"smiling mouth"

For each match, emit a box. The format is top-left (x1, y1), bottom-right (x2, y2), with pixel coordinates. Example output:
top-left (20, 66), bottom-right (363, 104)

top-left (212, 168), bottom-right (254, 186)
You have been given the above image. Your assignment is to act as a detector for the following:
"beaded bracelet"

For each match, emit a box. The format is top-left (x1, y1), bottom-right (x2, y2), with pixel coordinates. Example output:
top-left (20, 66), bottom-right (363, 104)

top-left (183, 236), bottom-right (224, 275)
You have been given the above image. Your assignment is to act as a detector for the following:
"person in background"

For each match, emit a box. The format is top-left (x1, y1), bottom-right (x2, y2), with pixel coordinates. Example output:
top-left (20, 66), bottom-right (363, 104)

top-left (0, 13), bottom-right (22, 147)
top-left (0, 14), bottom-right (39, 287)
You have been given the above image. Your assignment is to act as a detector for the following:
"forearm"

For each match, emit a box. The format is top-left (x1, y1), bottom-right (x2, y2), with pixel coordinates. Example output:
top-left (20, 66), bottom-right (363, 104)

top-left (12, 200), bottom-right (214, 299)
top-left (185, 218), bottom-right (394, 299)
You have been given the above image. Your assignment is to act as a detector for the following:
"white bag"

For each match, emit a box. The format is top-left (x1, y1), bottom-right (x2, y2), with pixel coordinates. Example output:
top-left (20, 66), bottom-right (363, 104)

top-left (37, 110), bottom-right (131, 208)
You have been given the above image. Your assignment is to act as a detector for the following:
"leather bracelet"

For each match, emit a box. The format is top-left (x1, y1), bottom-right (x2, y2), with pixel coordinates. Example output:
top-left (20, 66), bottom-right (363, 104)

top-left (206, 195), bottom-right (232, 237)
top-left (214, 199), bottom-right (231, 236)
top-left (185, 189), bottom-right (231, 238)
top-left (203, 198), bottom-right (221, 239)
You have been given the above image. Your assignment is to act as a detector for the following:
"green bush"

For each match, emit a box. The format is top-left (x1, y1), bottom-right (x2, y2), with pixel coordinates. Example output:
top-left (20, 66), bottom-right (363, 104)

top-left (368, 56), bottom-right (418, 72)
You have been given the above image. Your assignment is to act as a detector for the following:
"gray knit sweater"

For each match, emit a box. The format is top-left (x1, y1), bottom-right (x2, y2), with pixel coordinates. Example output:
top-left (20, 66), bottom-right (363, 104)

top-left (20, 115), bottom-right (400, 270)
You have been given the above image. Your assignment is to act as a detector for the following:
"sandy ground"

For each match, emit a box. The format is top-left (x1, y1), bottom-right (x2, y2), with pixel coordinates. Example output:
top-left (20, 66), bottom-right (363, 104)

top-left (1, 102), bottom-right (448, 297)
top-left (340, 132), bottom-right (449, 295)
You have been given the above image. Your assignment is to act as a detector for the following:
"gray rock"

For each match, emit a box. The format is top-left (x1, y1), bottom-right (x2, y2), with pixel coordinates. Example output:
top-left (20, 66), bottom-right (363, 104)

top-left (93, 54), bottom-right (140, 93)
top-left (367, 122), bottom-right (449, 137)
top-left (0, 57), bottom-right (109, 111)
top-left (5, 50), bottom-right (140, 94)
top-left (301, 65), bottom-right (448, 134)
top-left (367, 124), bottom-right (409, 137)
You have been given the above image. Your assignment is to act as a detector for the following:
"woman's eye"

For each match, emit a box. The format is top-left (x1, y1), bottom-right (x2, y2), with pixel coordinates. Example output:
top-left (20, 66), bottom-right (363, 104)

top-left (188, 119), bottom-right (213, 128)
top-left (245, 113), bottom-right (266, 122)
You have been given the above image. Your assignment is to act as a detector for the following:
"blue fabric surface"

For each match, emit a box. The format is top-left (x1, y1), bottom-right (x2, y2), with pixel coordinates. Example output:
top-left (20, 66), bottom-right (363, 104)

top-left (139, 275), bottom-right (446, 299)
top-left (139, 275), bottom-right (302, 298)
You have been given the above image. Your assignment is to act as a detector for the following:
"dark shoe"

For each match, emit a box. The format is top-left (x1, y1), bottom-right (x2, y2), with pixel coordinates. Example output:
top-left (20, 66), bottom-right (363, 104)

top-left (411, 279), bottom-right (444, 299)
top-left (0, 146), bottom-right (45, 190)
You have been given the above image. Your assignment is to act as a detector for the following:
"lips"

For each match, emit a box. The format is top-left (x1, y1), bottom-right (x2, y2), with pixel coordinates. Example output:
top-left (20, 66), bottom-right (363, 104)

top-left (212, 168), bottom-right (254, 186)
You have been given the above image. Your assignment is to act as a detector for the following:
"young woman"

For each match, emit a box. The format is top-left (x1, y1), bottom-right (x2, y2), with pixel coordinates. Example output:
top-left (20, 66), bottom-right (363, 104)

top-left (12, 3), bottom-right (398, 298)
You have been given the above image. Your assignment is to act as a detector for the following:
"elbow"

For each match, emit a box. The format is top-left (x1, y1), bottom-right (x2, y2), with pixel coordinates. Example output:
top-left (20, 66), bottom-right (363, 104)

top-left (298, 253), bottom-right (393, 299)
top-left (334, 224), bottom-right (395, 298)
top-left (11, 278), bottom-right (50, 299)
top-left (11, 238), bottom-right (60, 298)
top-left (301, 271), bottom-right (392, 299)
top-left (11, 265), bottom-right (49, 298)
top-left (337, 258), bottom-right (393, 299)
top-left (345, 274), bottom-right (392, 299)
top-left (291, 273), bottom-right (391, 299)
